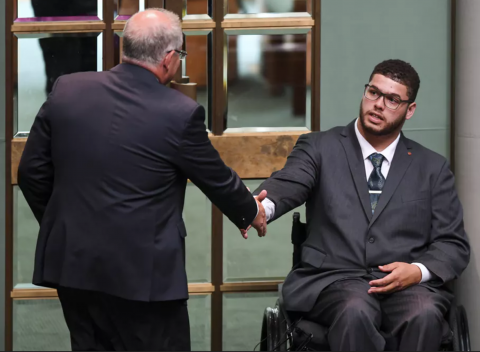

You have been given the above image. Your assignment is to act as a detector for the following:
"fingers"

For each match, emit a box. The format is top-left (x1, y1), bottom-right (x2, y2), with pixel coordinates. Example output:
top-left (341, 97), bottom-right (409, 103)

top-left (379, 262), bottom-right (399, 272)
top-left (255, 190), bottom-right (268, 202)
top-left (368, 282), bottom-right (398, 294)
top-left (369, 273), bottom-right (395, 287)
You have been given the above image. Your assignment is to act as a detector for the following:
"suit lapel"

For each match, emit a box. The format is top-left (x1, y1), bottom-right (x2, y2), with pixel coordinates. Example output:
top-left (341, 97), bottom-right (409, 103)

top-left (368, 134), bottom-right (413, 229)
top-left (340, 122), bottom-right (373, 222)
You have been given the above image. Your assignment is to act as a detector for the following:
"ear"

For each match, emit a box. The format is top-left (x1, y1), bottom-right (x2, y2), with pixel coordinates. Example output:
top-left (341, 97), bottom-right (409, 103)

top-left (405, 102), bottom-right (416, 121)
top-left (162, 51), bottom-right (176, 71)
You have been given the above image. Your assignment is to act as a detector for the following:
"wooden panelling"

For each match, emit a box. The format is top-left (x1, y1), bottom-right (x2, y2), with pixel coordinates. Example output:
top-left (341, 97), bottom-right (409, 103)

top-left (11, 132), bottom-right (306, 184)
top-left (112, 19), bottom-right (216, 31)
top-left (12, 22), bottom-right (106, 33)
top-left (220, 281), bottom-right (283, 292)
top-left (222, 17), bottom-right (314, 29)
top-left (210, 131), bottom-right (306, 178)
top-left (11, 283), bottom-right (215, 299)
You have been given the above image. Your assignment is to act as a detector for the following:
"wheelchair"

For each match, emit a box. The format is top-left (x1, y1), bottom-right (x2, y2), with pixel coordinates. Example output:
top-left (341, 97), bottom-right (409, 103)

top-left (260, 213), bottom-right (471, 351)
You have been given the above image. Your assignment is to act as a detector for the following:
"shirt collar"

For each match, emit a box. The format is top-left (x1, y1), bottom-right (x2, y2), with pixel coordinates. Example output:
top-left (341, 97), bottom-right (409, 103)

top-left (354, 118), bottom-right (400, 164)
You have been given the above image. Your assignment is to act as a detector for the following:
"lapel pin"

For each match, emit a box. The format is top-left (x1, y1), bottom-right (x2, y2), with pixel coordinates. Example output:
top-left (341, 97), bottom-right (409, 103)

top-left (408, 152), bottom-right (412, 156)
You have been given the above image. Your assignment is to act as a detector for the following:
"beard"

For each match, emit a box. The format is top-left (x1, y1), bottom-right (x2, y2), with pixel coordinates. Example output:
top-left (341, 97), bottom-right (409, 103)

top-left (359, 102), bottom-right (407, 137)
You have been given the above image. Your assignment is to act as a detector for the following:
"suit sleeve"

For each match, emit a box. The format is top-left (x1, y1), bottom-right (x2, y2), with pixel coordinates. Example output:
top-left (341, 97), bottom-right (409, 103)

top-left (176, 105), bottom-right (257, 230)
top-left (17, 80), bottom-right (58, 224)
top-left (253, 133), bottom-right (319, 222)
top-left (416, 160), bottom-right (470, 285)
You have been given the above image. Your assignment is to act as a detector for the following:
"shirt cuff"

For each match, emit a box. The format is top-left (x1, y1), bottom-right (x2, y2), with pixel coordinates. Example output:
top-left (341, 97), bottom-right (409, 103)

top-left (412, 263), bottom-right (433, 283)
top-left (262, 198), bottom-right (276, 222)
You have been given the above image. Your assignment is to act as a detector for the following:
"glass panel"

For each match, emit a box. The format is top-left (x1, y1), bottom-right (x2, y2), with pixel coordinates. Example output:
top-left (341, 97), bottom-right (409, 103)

top-left (17, 0), bottom-right (102, 21)
top-left (226, 0), bottom-right (311, 16)
top-left (184, 31), bottom-right (212, 124)
top-left (320, 0), bottom-right (451, 159)
top-left (114, 0), bottom-right (144, 20)
top-left (13, 186), bottom-right (39, 288)
top-left (13, 297), bottom-right (210, 351)
top-left (223, 180), bottom-right (305, 282)
top-left (114, 31), bottom-right (211, 123)
top-left (225, 29), bottom-right (311, 132)
top-left (16, 33), bottom-right (103, 134)
top-left (223, 292), bottom-right (278, 351)
top-left (184, 183), bottom-right (212, 283)
top-left (184, 0), bottom-right (212, 18)
top-left (189, 295), bottom-right (211, 351)
top-left (13, 299), bottom-right (70, 351)
top-left (14, 182), bottom-right (211, 286)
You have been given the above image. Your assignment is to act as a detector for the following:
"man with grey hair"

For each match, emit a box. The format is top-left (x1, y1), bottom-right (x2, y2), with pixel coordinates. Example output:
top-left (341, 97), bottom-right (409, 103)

top-left (18, 8), bottom-right (267, 351)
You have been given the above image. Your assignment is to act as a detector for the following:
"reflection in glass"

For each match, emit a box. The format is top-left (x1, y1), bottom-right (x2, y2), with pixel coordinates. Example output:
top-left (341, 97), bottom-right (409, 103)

top-left (225, 29), bottom-right (311, 131)
top-left (226, 0), bottom-right (311, 15)
top-left (184, 0), bottom-right (212, 17)
top-left (13, 299), bottom-right (71, 351)
top-left (17, 0), bottom-right (102, 21)
top-left (189, 295), bottom-right (212, 351)
top-left (223, 180), bottom-right (305, 282)
top-left (16, 32), bottom-right (102, 133)
top-left (223, 292), bottom-right (279, 351)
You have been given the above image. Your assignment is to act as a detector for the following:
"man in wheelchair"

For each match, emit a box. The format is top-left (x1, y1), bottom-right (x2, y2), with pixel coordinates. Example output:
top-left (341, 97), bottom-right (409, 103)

top-left (253, 60), bottom-right (470, 351)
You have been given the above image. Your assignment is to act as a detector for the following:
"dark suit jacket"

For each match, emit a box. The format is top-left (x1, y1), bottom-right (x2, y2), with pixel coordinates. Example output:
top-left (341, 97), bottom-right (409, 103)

top-left (18, 63), bottom-right (258, 302)
top-left (255, 120), bottom-right (470, 313)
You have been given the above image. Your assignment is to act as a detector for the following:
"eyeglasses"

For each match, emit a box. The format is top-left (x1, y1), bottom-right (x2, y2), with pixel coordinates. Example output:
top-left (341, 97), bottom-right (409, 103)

top-left (364, 84), bottom-right (412, 110)
top-left (167, 49), bottom-right (188, 60)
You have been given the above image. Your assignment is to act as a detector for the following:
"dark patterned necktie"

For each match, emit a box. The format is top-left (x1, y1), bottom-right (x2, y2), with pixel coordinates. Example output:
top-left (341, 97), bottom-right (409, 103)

top-left (367, 153), bottom-right (386, 214)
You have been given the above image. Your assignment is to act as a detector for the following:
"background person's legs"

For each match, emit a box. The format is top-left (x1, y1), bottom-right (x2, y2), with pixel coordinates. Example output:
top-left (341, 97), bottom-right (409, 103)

top-left (380, 285), bottom-right (450, 351)
top-left (304, 277), bottom-right (385, 351)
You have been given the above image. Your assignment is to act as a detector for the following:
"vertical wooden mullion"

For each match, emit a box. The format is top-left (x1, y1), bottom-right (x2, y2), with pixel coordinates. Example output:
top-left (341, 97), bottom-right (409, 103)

top-left (211, 0), bottom-right (225, 135)
top-left (103, 0), bottom-right (115, 70)
top-left (211, 205), bottom-right (223, 351)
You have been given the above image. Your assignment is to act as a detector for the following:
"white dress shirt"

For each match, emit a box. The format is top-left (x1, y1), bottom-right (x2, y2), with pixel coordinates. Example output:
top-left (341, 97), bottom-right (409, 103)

top-left (260, 118), bottom-right (433, 283)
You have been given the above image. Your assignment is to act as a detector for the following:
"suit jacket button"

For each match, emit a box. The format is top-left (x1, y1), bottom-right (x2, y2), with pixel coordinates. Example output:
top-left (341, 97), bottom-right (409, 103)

top-left (368, 237), bottom-right (375, 243)
top-left (368, 268), bottom-right (374, 273)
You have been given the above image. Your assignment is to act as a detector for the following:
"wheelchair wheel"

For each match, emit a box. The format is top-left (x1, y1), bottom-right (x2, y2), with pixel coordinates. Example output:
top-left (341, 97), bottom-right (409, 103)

top-left (459, 306), bottom-right (471, 351)
top-left (261, 307), bottom-right (281, 351)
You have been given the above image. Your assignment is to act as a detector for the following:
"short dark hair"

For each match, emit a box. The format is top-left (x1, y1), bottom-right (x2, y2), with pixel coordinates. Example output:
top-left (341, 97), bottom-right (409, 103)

top-left (369, 59), bottom-right (420, 102)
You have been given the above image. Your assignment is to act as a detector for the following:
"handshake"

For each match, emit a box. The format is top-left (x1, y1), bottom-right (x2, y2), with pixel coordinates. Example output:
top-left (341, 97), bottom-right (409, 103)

top-left (240, 189), bottom-right (268, 239)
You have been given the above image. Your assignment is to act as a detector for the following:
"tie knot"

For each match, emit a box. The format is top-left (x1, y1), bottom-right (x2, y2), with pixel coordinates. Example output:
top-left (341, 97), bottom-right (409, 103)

top-left (369, 153), bottom-right (385, 168)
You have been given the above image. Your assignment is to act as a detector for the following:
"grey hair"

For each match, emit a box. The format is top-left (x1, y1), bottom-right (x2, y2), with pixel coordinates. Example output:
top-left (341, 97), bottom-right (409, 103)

top-left (123, 8), bottom-right (183, 66)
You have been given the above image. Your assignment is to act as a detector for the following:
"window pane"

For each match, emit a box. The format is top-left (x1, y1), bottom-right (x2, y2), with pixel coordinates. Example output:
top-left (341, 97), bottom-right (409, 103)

top-left (189, 295), bottom-right (211, 351)
top-left (14, 182), bottom-right (211, 286)
top-left (17, 0), bottom-right (102, 21)
top-left (13, 297), bottom-right (210, 351)
top-left (223, 180), bottom-right (304, 282)
top-left (13, 186), bottom-right (38, 288)
top-left (16, 33), bottom-right (103, 134)
top-left (320, 0), bottom-right (451, 159)
top-left (13, 299), bottom-right (70, 351)
top-left (223, 292), bottom-right (278, 351)
top-left (114, 31), bottom-right (212, 123)
top-left (184, 183), bottom-right (211, 283)
top-left (184, 31), bottom-right (212, 123)
top-left (225, 29), bottom-right (311, 132)
top-left (184, 0), bottom-right (212, 17)
top-left (226, 0), bottom-right (311, 15)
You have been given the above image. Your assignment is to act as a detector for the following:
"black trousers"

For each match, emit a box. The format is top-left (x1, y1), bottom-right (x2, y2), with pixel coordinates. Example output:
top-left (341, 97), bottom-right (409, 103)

top-left (57, 287), bottom-right (191, 351)
top-left (304, 277), bottom-right (451, 351)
